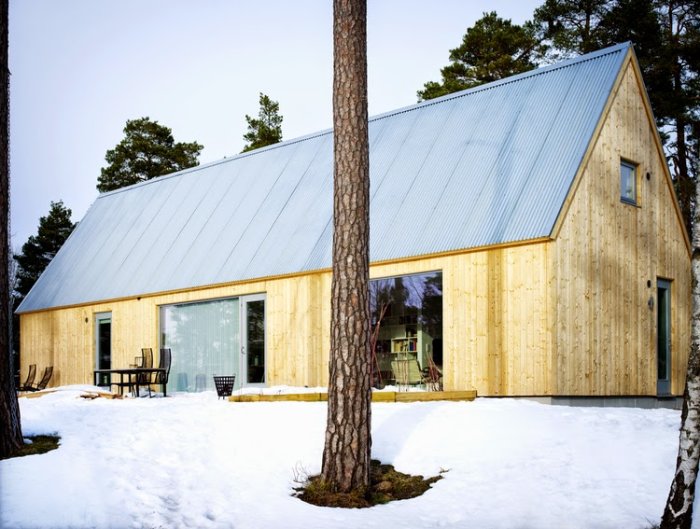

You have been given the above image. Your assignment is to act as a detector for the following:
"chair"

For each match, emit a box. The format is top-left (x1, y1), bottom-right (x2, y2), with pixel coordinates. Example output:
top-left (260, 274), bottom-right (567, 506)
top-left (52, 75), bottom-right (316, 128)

top-left (423, 358), bottom-right (443, 392)
top-left (132, 348), bottom-right (153, 396)
top-left (26, 366), bottom-right (53, 392)
top-left (391, 358), bottom-right (425, 387)
top-left (18, 364), bottom-right (36, 391)
top-left (151, 348), bottom-right (172, 397)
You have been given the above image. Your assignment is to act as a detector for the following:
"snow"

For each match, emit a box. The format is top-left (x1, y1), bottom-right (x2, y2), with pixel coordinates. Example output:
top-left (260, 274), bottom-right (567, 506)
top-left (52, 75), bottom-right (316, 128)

top-left (0, 386), bottom-right (689, 529)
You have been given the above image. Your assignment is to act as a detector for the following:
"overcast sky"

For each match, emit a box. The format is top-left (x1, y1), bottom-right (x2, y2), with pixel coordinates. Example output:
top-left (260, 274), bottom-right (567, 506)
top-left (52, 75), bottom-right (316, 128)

top-left (9, 0), bottom-right (542, 249)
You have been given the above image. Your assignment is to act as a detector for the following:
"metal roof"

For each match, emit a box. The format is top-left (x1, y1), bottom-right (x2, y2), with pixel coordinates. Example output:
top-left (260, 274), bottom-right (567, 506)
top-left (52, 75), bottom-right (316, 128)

top-left (18, 43), bottom-right (631, 313)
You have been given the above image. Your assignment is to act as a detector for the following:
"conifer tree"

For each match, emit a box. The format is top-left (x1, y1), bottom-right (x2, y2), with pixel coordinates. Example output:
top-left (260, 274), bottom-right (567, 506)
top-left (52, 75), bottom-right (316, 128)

top-left (533, 0), bottom-right (610, 55)
top-left (321, 0), bottom-right (372, 495)
top-left (417, 12), bottom-right (542, 101)
top-left (0, 0), bottom-right (23, 458)
top-left (97, 117), bottom-right (202, 193)
top-left (14, 201), bottom-right (75, 300)
top-left (241, 93), bottom-right (283, 153)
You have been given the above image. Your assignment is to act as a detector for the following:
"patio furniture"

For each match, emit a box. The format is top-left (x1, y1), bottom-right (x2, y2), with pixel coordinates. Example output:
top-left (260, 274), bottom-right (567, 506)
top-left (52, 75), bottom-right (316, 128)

top-left (132, 348), bottom-right (153, 395)
top-left (391, 358), bottom-right (425, 387)
top-left (18, 364), bottom-right (36, 391)
top-left (423, 360), bottom-right (443, 392)
top-left (149, 348), bottom-right (172, 397)
top-left (195, 374), bottom-right (207, 392)
top-left (26, 366), bottom-right (53, 392)
top-left (93, 366), bottom-right (165, 397)
top-left (213, 375), bottom-right (235, 399)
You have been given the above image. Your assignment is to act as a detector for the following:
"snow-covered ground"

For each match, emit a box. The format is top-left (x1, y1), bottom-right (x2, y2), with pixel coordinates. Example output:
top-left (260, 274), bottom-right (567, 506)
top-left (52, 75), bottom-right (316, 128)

top-left (0, 386), bottom-right (689, 529)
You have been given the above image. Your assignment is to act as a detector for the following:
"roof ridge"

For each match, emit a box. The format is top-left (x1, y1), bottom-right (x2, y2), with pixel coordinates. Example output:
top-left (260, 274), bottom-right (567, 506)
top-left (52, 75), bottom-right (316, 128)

top-left (369, 42), bottom-right (632, 121)
top-left (95, 42), bottom-right (631, 201)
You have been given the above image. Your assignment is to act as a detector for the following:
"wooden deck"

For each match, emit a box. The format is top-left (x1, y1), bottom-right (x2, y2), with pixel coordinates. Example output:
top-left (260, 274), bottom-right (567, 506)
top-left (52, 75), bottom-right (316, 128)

top-left (228, 390), bottom-right (477, 403)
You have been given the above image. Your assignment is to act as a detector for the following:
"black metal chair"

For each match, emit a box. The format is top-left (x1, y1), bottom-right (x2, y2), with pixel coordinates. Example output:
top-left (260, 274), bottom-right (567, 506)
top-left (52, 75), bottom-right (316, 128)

top-left (27, 366), bottom-right (53, 392)
top-left (18, 364), bottom-right (36, 391)
top-left (151, 348), bottom-right (172, 397)
top-left (132, 348), bottom-right (153, 396)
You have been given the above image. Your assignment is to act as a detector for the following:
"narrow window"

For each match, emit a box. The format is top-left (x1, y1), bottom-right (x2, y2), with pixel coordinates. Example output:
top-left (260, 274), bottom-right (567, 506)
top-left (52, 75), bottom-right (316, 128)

top-left (620, 160), bottom-right (637, 205)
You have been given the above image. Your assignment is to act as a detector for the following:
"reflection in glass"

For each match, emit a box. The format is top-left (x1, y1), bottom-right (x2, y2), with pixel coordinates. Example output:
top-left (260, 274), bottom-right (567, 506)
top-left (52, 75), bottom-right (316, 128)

top-left (246, 300), bottom-right (265, 384)
top-left (369, 271), bottom-right (443, 390)
top-left (160, 298), bottom-right (240, 393)
top-left (657, 284), bottom-right (670, 381)
top-left (96, 315), bottom-right (111, 386)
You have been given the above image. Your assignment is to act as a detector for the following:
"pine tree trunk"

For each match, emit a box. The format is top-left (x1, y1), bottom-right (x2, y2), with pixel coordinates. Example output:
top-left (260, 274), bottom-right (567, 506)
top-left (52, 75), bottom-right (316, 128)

top-left (675, 113), bottom-right (693, 238)
top-left (321, 0), bottom-right (372, 494)
top-left (660, 165), bottom-right (700, 529)
top-left (663, 0), bottom-right (693, 237)
top-left (0, 0), bottom-right (23, 458)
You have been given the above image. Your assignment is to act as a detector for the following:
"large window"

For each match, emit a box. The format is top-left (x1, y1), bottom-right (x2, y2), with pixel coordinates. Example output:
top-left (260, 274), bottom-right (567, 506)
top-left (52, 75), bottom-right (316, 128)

top-left (370, 271), bottom-right (442, 390)
top-left (160, 298), bottom-right (240, 393)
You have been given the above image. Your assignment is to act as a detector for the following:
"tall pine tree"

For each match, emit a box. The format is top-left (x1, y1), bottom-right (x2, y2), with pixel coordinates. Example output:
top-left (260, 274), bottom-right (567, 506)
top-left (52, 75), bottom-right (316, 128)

top-left (418, 12), bottom-right (542, 101)
top-left (97, 117), bottom-right (202, 193)
top-left (652, 0), bottom-right (700, 238)
top-left (533, 0), bottom-right (610, 56)
top-left (14, 201), bottom-right (75, 301)
top-left (321, 0), bottom-right (372, 495)
top-left (0, 0), bottom-right (22, 458)
top-left (241, 93), bottom-right (283, 153)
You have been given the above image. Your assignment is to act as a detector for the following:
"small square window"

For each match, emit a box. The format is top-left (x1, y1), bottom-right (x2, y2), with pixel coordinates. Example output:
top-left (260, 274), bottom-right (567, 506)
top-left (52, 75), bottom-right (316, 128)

top-left (620, 160), bottom-right (637, 205)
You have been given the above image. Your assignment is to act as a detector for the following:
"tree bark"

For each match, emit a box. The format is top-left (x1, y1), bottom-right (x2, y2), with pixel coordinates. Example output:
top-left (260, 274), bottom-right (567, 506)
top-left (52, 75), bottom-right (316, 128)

top-left (661, 154), bottom-right (700, 528)
top-left (661, 0), bottom-right (694, 238)
top-left (321, 0), bottom-right (372, 494)
top-left (0, 0), bottom-right (23, 458)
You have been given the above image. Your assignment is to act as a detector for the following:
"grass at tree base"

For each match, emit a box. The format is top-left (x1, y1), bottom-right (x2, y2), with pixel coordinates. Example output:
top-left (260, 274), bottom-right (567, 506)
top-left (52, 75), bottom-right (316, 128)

top-left (295, 459), bottom-right (444, 508)
top-left (0, 435), bottom-right (60, 460)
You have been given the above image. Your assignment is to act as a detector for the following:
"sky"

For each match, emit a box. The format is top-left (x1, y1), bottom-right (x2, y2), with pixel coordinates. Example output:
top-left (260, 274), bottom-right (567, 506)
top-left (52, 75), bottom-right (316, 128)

top-left (9, 0), bottom-right (542, 250)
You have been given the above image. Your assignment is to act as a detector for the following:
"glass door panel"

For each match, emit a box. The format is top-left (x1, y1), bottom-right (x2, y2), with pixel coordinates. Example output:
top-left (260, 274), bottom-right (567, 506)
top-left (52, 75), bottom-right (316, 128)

top-left (242, 295), bottom-right (266, 385)
top-left (657, 279), bottom-right (672, 395)
top-left (160, 298), bottom-right (240, 392)
top-left (95, 312), bottom-right (112, 386)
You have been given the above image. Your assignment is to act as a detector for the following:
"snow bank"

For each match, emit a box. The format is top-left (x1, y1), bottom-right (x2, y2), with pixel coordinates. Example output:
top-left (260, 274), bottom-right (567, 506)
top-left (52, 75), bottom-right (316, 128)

top-left (0, 389), bottom-right (685, 529)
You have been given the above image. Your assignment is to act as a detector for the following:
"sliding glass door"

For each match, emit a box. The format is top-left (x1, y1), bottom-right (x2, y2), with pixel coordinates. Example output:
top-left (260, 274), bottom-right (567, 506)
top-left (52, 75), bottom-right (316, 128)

top-left (160, 298), bottom-right (241, 393)
top-left (159, 294), bottom-right (266, 393)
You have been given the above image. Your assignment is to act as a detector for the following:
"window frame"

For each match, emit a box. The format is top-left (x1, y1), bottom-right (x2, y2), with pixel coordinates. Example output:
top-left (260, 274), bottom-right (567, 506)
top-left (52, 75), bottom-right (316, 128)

top-left (620, 159), bottom-right (638, 206)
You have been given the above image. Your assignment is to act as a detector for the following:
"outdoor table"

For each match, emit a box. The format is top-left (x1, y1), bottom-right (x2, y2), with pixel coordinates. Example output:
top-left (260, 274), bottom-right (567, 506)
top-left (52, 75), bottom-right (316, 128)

top-left (93, 367), bottom-right (166, 397)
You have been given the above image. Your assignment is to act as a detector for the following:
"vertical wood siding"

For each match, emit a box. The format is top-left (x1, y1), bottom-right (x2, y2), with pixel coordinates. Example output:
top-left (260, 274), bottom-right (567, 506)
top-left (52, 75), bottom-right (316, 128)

top-left (18, 60), bottom-right (689, 397)
top-left (551, 61), bottom-right (690, 396)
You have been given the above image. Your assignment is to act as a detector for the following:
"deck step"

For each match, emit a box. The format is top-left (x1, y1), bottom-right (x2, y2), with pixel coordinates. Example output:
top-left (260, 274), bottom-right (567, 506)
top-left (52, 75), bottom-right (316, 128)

top-left (229, 390), bottom-right (477, 403)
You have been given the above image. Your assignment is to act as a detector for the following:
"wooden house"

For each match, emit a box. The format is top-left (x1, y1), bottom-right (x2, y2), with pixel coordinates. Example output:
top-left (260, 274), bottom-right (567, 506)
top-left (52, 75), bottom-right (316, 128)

top-left (17, 43), bottom-right (690, 398)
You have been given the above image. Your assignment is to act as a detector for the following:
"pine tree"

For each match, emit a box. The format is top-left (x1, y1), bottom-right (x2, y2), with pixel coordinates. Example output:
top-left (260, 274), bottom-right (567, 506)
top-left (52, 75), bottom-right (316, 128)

top-left (97, 117), bottom-right (203, 193)
top-left (0, 0), bottom-right (23, 458)
top-left (533, 0), bottom-right (610, 56)
top-left (14, 201), bottom-right (75, 300)
top-left (321, 0), bottom-right (372, 495)
top-left (241, 93), bottom-right (283, 153)
top-left (652, 0), bottom-right (700, 238)
top-left (417, 12), bottom-right (542, 101)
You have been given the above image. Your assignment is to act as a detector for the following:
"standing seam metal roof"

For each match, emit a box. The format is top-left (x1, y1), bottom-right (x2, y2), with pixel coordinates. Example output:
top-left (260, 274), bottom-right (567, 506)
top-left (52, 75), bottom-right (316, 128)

top-left (17, 43), bottom-right (631, 313)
